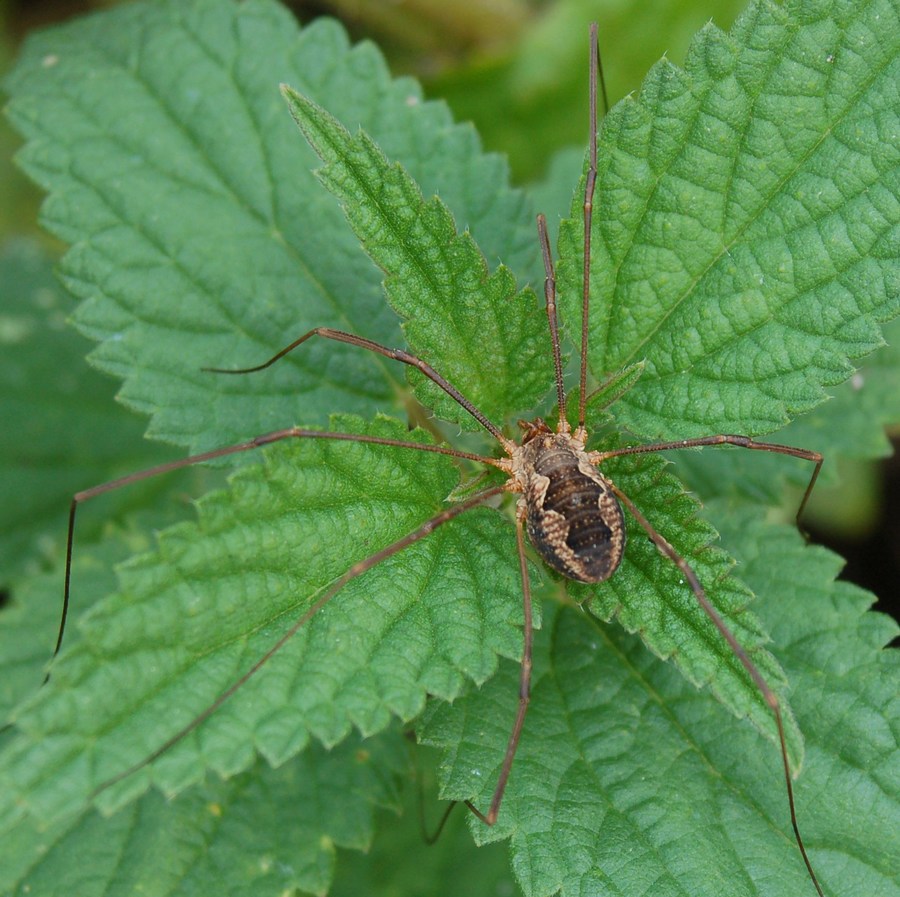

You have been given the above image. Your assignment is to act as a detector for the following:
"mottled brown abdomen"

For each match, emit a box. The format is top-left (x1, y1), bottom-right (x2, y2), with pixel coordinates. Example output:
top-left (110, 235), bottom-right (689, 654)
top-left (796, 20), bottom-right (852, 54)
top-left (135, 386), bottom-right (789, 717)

top-left (521, 434), bottom-right (625, 584)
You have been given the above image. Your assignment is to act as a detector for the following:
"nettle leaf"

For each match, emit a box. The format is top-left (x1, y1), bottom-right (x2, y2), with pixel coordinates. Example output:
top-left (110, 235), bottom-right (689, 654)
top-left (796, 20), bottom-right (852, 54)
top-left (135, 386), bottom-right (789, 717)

top-left (0, 525), bottom-right (131, 722)
top-left (559, 0), bottom-right (900, 439)
top-left (671, 314), bottom-right (900, 509)
top-left (282, 87), bottom-right (552, 429)
top-left (1, 508), bottom-right (214, 725)
top-left (588, 445), bottom-right (802, 767)
top-left (422, 505), bottom-right (898, 897)
top-left (0, 241), bottom-right (186, 583)
top-left (0, 736), bottom-right (406, 897)
top-left (3, 0), bottom-right (538, 454)
top-left (0, 415), bottom-right (525, 826)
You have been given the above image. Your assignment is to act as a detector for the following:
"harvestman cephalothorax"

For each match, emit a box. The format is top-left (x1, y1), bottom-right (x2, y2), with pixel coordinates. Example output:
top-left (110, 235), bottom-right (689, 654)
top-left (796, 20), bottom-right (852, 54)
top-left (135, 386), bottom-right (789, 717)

top-left (45, 23), bottom-right (828, 896)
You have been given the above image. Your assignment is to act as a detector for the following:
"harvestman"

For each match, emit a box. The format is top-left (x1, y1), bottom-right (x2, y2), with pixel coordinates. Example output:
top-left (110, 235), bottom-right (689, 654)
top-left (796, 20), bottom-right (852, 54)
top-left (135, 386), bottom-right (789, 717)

top-left (51, 23), bottom-right (827, 896)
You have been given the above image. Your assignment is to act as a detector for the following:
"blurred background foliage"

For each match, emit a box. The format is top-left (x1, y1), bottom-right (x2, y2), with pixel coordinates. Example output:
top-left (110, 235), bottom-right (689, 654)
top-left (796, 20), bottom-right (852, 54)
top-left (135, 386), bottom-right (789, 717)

top-left (0, 0), bottom-right (896, 614)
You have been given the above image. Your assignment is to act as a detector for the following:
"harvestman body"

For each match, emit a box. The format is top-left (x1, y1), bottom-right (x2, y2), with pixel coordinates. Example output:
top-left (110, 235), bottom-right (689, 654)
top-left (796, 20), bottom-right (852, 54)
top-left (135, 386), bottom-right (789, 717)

top-left (45, 23), bottom-right (828, 897)
top-left (515, 424), bottom-right (625, 583)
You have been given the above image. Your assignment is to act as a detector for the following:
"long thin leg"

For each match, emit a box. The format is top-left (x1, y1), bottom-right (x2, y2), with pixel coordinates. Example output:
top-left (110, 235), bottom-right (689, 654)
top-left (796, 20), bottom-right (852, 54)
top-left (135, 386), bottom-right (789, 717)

top-left (592, 435), bottom-right (823, 523)
top-left (595, 24), bottom-right (610, 117)
top-left (205, 327), bottom-right (512, 449)
top-left (537, 214), bottom-right (568, 431)
top-left (91, 484), bottom-right (506, 800)
top-left (53, 431), bottom-right (500, 674)
top-left (419, 506), bottom-right (534, 834)
top-left (578, 23), bottom-right (600, 434)
top-left (466, 503), bottom-right (533, 826)
top-left (539, 23), bottom-right (602, 438)
top-left (421, 796), bottom-right (458, 846)
top-left (607, 481), bottom-right (825, 897)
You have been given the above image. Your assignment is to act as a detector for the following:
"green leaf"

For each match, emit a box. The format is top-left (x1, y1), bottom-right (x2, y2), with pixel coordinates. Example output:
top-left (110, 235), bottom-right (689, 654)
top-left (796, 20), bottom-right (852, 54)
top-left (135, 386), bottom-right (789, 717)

top-left (0, 524), bottom-right (130, 722)
top-left (3, 0), bottom-right (539, 454)
top-left (559, 0), bottom-right (900, 439)
top-left (0, 240), bottom-right (184, 583)
top-left (1, 509), bottom-right (210, 725)
top-left (0, 414), bottom-right (527, 827)
top-left (423, 505), bottom-right (898, 897)
top-left (576, 359), bottom-right (646, 431)
top-left (0, 735), bottom-right (405, 897)
top-left (593, 444), bottom-right (803, 767)
top-left (670, 312), bottom-right (900, 514)
top-left (282, 87), bottom-right (553, 429)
